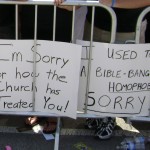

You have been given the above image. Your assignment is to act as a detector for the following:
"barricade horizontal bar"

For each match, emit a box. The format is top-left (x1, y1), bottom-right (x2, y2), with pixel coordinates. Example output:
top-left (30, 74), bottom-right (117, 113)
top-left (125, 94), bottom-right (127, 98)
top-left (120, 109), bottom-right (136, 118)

top-left (0, 0), bottom-right (100, 6)
top-left (129, 117), bottom-right (150, 122)
top-left (0, 111), bottom-right (107, 118)
top-left (0, 111), bottom-right (149, 122)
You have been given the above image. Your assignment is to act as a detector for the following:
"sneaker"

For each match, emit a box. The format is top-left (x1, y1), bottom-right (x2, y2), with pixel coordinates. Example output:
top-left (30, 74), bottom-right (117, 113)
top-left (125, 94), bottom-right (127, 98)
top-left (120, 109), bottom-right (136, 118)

top-left (85, 118), bottom-right (103, 129)
top-left (95, 117), bottom-right (116, 139)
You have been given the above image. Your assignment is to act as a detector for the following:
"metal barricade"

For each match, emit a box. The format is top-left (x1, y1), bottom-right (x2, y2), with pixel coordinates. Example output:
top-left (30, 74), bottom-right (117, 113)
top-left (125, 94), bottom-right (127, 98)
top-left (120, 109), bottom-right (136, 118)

top-left (129, 6), bottom-right (150, 122)
top-left (0, 0), bottom-right (149, 150)
top-left (0, 1), bottom-right (117, 150)
top-left (135, 6), bottom-right (150, 44)
top-left (1, 0), bottom-right (150, 149)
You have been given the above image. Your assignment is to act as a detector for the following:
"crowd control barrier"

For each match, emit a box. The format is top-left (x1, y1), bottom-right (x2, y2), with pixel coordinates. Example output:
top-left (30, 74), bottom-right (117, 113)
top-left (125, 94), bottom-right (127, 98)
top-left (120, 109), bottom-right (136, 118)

top-left (0, 1), bottom-right (150, 150)
top-left (128, 6), bottom-right (150, 123)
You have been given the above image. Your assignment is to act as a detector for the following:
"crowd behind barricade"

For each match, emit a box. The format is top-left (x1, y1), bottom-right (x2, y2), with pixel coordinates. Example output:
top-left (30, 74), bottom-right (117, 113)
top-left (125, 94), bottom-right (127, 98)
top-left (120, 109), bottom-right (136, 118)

top-left (0, 0), bottom-right (150, 140)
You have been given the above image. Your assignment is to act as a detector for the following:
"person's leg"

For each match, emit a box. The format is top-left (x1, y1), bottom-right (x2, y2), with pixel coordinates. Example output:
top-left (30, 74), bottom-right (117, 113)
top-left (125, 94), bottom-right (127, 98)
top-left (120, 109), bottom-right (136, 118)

top-left (145, 13), bottom-right (150, 43)
top-left (115, 32), bottom-right (135, 43)
top-left (83, 20), bottom-right (111, 43)
top-left (145, 22), bottom-right (150, 43)
top-left (140, 19), bottom-right (147, 43)
top-left (43, 117), bottom-right (57, 134)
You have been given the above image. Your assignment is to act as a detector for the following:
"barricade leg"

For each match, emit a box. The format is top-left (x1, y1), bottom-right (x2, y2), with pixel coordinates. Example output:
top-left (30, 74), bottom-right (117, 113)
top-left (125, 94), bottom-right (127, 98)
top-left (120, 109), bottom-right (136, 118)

top-left (54, 117), bottom-right (61, 150)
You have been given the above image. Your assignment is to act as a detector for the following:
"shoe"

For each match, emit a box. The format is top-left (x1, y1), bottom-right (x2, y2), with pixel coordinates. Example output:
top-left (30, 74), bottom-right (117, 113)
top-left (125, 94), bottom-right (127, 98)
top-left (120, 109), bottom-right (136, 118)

top-left (43, 120), bottom-right (57, 134)
top-left (25, 116), bottom-right (39, 127)
top-left (95, 117), bottom-right (116, 140)
top-left (85, 118), bottom-right (103, 129)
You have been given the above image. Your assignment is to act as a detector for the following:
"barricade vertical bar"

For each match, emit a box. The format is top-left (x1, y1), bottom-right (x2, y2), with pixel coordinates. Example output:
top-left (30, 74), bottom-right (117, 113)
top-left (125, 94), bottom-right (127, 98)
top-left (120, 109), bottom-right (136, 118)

top-left (71, 6), bottom-right (76, 43)
top-left (108, 9), bottom-right (116, 43)
top-left (84, 6), bottom-right (95, 113)
top-left (52, 5), bottom-right (60, 150)
top-left (53, 5), bottom-right (57, 41)
top-left (54, 117), bottom-right (61, 150)
top-left (32, 5), bottom-right (38, 111)
top-left (136, 7), bottom-right (150, 119)
top-left (15, 4), bottom-right (18, 40)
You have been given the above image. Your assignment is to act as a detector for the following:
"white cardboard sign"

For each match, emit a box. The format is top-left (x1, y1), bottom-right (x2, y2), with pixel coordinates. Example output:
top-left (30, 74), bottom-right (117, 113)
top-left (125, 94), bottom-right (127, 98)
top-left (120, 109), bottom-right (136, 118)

top-left (77, 40), bottom-right (150, 117)
top-left (0, 40), bottom-right (82, 119)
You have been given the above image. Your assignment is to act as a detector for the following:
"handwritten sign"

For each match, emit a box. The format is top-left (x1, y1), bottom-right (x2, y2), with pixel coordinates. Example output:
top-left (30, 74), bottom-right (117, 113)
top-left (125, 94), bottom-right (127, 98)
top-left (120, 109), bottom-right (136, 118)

top-left (0, 40), bottom-right (82, 119)
top-left (77, 40), bottom-right (150, 117)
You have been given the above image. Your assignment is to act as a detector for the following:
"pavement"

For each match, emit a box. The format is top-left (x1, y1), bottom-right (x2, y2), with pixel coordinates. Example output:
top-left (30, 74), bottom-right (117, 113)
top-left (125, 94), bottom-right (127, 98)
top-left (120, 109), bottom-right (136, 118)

top-left (0, 115), bottom-right (149, 150)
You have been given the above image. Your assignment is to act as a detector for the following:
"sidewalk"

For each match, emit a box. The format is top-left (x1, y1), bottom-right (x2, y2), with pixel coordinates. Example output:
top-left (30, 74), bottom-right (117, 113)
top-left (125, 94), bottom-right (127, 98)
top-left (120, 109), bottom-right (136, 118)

top-left (0, 115), bottom-right (149, 150)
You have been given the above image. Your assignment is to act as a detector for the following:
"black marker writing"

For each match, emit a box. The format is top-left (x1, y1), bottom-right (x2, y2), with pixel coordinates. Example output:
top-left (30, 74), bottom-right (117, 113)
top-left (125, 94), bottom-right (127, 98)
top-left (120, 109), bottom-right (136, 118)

top-left (26, 44), bottom-right (69, 68)
top-left (145, 50), bottom-right (150, 58)
top-left (128, 69), bottom-right (150, 78)
top-left (108, 48), bottom-right (137, 60)
top-left (0, 72), bottom-right (7, 79)
top-left (3, 99), bottom-right (33, 109)
top-left (12, 52), bottom-right (23, 61)
top-left (46, 69), bottom-right (67, 83)
top-left (96, 67), bottom-right (121, 78)
top-left (0, 43), bottom-right (12, 61)
top-left (81, 45), bottom-right (94, 60)
top-left (108, 82), bottom-right (150, 93)
top-left (0, 81), bottom-right (37, 92)
top-left (43, 96), bottom-right (69, 112)
top-left (46, 83), bottom-right (61, 95)
top-left (87, 92), bottom-right (146, 114)
top-left (15, 67), bottom-right (39, 79)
